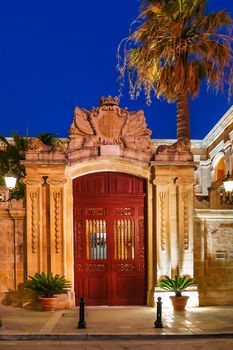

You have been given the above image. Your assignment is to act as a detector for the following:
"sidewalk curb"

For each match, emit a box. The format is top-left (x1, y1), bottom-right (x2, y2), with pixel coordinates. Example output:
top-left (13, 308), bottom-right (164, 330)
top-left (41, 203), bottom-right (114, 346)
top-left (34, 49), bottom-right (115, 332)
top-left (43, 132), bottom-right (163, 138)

top-left (0, 333), bottom-right (233, 341)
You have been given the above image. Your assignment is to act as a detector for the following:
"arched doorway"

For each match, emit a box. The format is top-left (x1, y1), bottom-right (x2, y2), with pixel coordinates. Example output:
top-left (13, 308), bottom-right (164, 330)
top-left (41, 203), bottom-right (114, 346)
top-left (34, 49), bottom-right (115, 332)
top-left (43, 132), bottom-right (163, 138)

top-left (214, 156), bottom-right (226, 181)
top-left (73, 172), bottom-right (147, 306)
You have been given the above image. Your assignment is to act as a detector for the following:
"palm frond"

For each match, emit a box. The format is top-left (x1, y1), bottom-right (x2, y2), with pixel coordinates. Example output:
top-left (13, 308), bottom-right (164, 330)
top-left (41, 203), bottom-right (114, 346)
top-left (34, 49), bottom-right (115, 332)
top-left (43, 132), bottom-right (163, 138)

top-left (159, 275), bottom-right (196, 296)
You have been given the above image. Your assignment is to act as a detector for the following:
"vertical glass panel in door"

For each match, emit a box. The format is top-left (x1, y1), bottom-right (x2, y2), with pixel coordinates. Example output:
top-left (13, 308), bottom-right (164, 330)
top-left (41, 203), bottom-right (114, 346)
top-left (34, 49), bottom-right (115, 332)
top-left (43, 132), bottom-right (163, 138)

top-left (114, 219), bottom-right (135, 260)
top-left (86, 219), bottom-right (107, 260)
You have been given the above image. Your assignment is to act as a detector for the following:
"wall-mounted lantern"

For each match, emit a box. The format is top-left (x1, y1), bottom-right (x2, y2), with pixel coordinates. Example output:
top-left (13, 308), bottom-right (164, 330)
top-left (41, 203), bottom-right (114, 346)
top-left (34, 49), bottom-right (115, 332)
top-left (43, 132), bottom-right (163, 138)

top-left (0, 170), bottom-right (17, 202)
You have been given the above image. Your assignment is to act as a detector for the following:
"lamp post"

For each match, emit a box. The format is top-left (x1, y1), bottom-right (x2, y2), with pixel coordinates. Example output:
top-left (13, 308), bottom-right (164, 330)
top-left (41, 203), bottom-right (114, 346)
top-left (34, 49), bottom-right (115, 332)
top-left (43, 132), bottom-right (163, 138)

top-left (0, 170), bottom-right (17, 202)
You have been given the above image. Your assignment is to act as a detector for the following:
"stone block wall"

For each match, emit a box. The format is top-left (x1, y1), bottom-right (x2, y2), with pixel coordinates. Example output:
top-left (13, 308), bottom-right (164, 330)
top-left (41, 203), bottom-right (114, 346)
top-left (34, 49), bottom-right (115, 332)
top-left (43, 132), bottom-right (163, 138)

top-left (194, 209), bottom-right (233, 305)
top-left (0, 200), bottom-right (25, 301)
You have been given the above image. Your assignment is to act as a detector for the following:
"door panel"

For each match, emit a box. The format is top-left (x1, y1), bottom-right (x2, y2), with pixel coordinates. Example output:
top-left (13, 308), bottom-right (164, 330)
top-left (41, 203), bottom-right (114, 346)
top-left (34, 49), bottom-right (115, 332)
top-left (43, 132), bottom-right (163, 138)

top-left (73, 172), bottom-right (146, 306)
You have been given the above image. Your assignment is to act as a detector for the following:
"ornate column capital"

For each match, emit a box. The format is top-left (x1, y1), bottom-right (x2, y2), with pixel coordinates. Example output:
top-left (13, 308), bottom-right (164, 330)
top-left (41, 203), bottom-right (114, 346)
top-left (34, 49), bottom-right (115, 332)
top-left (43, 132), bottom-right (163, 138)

top-left (46, 177), bottom-right (67, 187)
top-left (153, 176), bottom-right (176, 186)
top-left (23, 177), bottom-right (44, 186)
top-left (176, 177), bottom-right (195, 187)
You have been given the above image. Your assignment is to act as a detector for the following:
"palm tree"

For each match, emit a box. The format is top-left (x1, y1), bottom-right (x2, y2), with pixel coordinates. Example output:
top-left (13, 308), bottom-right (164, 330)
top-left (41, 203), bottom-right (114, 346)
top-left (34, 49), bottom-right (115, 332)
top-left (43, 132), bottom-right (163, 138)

top-left (118, 0), bottom-right (233, 150)
top-left (0, 132), bottom-right (57, 199)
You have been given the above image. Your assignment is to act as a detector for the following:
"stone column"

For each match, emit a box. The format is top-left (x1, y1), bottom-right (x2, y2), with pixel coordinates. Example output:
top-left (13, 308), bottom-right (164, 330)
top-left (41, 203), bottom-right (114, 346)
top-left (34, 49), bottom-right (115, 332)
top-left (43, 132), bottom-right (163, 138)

top-left (46, 176), bottom-right (67, 275)
top-left (24, 176), bottom-right (44, 276)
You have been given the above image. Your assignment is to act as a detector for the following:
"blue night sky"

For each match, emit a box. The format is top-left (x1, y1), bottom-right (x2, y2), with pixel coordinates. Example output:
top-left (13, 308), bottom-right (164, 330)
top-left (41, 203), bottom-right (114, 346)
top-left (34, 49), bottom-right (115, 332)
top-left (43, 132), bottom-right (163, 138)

top-left (0, 0), bottom-right (232, 140)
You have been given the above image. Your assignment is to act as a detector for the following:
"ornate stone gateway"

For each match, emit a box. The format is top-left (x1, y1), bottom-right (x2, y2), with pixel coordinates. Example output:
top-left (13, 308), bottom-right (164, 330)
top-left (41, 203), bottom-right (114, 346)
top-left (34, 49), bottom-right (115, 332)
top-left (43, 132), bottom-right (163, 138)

top-left (17, 96), bottom-right (198, 308)
top-left (73, 172), bottom-right (147, 306)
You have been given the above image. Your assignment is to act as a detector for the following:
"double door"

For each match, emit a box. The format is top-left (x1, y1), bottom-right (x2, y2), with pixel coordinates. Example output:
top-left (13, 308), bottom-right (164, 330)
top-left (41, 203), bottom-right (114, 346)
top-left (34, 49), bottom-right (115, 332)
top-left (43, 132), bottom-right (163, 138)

top-left (73, 172), bottom-right (146, 305)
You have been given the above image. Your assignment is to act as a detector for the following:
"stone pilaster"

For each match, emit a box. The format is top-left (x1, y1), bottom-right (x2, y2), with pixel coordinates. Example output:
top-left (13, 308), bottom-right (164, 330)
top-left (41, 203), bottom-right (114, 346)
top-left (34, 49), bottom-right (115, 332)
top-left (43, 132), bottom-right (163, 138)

top-left (24, 176), bottom-right (44, 276)
top-left (46, 176), bottom-right (67, 275)
top-left (153, 164), bottom-right (196, 278)
top-left (153, 175), bottom-right (176, 278)
top-left (177, 177), bottom-right (195, 276)
top-left (8, 208), bottom-right (26, 289)
top-left (146, 179), bottom-right (155, 306)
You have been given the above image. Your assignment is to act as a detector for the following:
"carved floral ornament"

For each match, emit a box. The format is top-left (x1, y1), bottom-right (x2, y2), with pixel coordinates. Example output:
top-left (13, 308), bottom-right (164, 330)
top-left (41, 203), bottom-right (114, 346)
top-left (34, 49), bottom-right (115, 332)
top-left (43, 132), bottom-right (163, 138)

top-left (68, 96), bottom-right (154, 159)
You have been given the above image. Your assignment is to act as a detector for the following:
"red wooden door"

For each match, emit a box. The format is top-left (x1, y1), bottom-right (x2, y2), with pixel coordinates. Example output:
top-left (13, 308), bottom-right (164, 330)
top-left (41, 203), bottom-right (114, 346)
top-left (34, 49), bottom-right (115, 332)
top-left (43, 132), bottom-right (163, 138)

top-left (73, 172), bottom-right (146, 306)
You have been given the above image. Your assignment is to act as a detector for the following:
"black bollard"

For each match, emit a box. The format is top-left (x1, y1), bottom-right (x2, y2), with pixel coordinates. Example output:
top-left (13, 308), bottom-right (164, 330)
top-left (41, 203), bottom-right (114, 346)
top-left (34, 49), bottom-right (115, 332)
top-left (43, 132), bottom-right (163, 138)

top-left (77, 297), bottom-right (87, 329)
top-left (154, 296), bottom-right (163, 328)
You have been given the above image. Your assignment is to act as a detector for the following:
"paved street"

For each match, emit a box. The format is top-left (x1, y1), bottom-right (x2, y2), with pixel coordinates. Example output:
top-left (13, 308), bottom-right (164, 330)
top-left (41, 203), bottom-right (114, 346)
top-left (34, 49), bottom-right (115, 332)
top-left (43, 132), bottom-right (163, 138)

top-left (1, 339), bottom-right (233, 350)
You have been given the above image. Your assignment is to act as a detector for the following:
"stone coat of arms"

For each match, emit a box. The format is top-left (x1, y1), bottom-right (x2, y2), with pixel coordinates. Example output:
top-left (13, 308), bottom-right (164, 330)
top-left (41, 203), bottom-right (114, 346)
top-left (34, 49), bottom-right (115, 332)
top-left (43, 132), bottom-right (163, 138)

top-left (68, 96), bottom-right (154, 162)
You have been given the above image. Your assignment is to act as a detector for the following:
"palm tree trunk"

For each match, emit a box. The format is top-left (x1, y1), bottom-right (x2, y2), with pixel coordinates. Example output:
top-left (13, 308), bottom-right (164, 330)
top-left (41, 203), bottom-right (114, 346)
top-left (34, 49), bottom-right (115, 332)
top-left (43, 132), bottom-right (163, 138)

top-left (176, 93), bottom-right (190, 141)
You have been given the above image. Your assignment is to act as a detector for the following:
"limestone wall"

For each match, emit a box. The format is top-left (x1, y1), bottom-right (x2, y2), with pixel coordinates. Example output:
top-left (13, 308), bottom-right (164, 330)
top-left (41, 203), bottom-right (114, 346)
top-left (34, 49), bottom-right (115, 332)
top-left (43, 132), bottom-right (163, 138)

top-left (0, 200), bottom-right (25, 301)
top-left (194, 209), bottom-right (233, 305)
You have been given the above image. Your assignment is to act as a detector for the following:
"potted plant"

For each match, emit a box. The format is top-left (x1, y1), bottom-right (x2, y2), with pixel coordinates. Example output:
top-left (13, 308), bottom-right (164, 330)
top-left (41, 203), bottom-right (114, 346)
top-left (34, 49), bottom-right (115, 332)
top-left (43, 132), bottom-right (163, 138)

top-left (158, 275), bottom-right (196, 310)
top-left (24, 272), bottom-right (71, 311)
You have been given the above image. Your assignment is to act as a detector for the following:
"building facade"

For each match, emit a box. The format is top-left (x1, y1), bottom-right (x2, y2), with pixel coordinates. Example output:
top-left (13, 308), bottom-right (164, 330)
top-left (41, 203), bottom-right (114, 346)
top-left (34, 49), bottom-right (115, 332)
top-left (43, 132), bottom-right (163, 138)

top-left (0, 97), bottom-right (232, 307)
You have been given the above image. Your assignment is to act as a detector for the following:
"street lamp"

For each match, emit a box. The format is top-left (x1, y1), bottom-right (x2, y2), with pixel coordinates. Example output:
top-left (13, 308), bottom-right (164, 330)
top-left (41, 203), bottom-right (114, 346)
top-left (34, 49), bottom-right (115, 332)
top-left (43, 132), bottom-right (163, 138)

top-left (223, 171), bottom-right (233, 192)
top-left (0, 170), bottom-right (17, 202)
top-left (220, 171), bottom-right (233, 204)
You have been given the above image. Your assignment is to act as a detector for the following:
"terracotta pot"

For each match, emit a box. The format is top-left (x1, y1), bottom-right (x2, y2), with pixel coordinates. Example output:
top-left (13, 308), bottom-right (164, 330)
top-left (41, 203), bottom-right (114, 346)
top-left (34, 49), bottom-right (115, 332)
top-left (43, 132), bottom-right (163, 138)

top-left (39, 297), bottom-right (58, 311)
top-left (169, 295), bottom-right (189, 310)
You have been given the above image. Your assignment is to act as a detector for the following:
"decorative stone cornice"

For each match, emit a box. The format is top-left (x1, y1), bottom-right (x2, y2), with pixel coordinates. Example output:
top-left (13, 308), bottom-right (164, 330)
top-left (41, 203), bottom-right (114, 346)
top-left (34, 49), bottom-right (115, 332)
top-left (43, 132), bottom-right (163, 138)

top-left (203, 106), bottom-right (233, 147)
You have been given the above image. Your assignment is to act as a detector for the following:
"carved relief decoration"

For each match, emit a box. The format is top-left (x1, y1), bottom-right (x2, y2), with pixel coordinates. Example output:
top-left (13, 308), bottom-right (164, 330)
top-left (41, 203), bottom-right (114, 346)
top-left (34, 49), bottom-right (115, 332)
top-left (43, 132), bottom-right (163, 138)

top-left (86, 208), bottom-right (106, 216)
top-left (114, 207), bottom-right (134, 216)
top-left (182, 191), bottom-right (189, 250)
top-left (27, 138), bottom-right (52, 151)
top-left (113, 263), bottom-right (135, 272)
top-left (205, 222), bottom-right (233, 288)
top-left (159, 191), bottom-right (166, 251)
top-left (76, 221), bottom-right (83, 260)
top-left (137, 219), bottom-right (145, 258)
top-left (87, 264), bottom-right (106, 272)
top-left (30, 191), bottom-right (39, 253)
top-left (68, 96), bottom-right (154, 161)
top-left (53, 191), bottom-right (62, 254)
